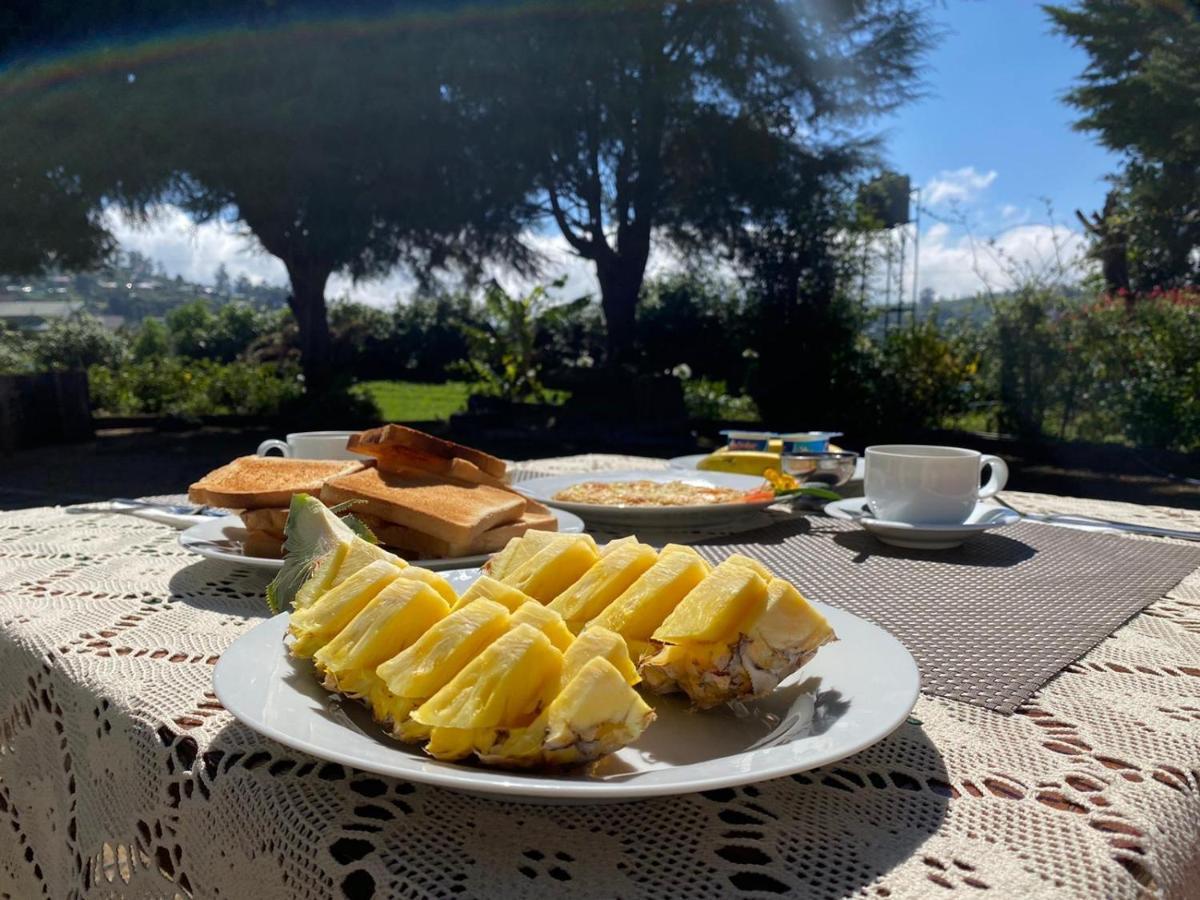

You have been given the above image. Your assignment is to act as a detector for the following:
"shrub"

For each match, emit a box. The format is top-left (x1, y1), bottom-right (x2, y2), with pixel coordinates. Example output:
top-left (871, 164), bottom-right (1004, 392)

top-left (0, 327), bottom-right (35, 373)
top-left (88, 358), bottom-right (303, 417)
top-left (33, 313), bottom-right (126, 370)
top-left (872, 320), bottom-right (979, 430)
top-left (166, 300), bottom-right (271, 361)
top-left (453, 282), bottom-right (583, 403)
top-left (637, 275), bottom-right (753, 386)
top-left (676, 371), bottom-right (760, 422)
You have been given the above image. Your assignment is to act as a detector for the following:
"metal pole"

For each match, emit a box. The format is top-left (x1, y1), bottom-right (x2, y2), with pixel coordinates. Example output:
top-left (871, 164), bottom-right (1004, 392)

top-left (911, 187), bottom-right (921, 314)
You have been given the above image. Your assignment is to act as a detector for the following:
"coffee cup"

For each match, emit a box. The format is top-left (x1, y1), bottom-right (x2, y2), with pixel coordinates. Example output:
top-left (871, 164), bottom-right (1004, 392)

top-left (865, 445), bottom-right (1008, 525)
top-left (256, 431), bottom-right (358, 460)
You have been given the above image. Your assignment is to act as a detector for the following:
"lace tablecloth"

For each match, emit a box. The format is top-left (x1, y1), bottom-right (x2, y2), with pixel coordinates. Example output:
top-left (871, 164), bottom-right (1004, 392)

top-left (2, 455), bottom-right (1200, 899)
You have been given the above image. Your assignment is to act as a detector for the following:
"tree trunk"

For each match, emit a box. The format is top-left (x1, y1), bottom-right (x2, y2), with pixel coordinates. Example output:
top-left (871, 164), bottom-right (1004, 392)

top-left (595, 259), bottom-right (645, 364)
top-left (284, 260), bottom-right (334, 394)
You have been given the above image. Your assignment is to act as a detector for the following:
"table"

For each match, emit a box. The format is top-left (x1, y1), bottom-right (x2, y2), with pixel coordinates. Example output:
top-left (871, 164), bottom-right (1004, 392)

top-left (2, 455), bottom-right (1199, 899)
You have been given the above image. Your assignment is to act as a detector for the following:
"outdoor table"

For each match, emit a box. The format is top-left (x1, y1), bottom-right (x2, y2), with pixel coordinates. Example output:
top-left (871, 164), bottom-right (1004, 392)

top-left (2, 454), bottom-right (1199, 899)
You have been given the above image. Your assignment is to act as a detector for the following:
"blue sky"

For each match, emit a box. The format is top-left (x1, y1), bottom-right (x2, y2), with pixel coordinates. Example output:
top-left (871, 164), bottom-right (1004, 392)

top-left (864, 0), bottom-right (1118, 298)
top-left (111, 1), bottom-right (1116, 303)
top-left (890, 0), bottom-right (1118, 223)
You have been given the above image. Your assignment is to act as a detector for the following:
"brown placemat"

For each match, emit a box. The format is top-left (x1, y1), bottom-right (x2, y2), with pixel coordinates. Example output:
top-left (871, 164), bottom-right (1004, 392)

top-left (693, 518), bottom-right (1200, 713)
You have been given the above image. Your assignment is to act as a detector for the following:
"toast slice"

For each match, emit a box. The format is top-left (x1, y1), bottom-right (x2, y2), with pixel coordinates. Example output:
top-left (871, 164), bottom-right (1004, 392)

top-left (242, 529), bottom-right (285, 559)
top-left (189, 457), bottom-right (364, 509)
top-left (320, 466), bottom-right (525, 546)
top-left (348, 425), bottom-right (507, 479)
top-left (358, 500), bottom-right (557, 559)
top-left (372, 447), bottom-right (509, 489)
top-left (238, 507), bottom-right (290, 534)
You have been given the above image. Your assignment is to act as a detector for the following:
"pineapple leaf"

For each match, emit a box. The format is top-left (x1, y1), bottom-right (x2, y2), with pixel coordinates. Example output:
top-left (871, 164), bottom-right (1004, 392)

top-left (343, 514), bottom-right (378, 544)
top-left (265, 493), bottom-right (355, 614)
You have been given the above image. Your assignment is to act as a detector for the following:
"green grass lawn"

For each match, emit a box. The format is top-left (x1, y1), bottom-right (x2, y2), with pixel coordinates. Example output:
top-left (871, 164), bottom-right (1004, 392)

top-left (358, 380), bottom-right (472, 422)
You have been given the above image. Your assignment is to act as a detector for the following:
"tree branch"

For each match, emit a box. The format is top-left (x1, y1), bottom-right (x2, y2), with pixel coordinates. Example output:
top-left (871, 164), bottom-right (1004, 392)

top-left (548, 184), bottom-right (595, 258)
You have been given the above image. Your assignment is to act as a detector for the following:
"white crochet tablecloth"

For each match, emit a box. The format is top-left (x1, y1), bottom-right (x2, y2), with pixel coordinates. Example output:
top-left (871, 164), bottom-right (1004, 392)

top-left (2, 454), bottom-right (1200, 899)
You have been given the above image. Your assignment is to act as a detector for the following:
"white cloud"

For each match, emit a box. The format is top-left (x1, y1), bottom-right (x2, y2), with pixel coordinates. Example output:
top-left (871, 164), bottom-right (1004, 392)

top-left (104, 206), bottom-right (286, 287)
top-left (916, 222), bottom-right (1092, 298)
top-left (108, 202), bottom-right (1089, 309)
top-left (924, 166), bottom-right (998, 206)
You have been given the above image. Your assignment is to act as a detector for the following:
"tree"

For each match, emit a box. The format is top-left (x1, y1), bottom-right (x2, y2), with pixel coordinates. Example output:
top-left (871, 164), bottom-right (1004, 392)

top-left (0, 5), bottom-right (536, 389)
top-left (472, 0), bottom-right (929, 361)
top-left (1048, 1), bottom-right (1200, 290)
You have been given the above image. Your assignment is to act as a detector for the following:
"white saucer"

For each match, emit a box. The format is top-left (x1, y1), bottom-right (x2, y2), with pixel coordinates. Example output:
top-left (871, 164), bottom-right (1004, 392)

top-left (824, 498), bottom-right (1021, 549)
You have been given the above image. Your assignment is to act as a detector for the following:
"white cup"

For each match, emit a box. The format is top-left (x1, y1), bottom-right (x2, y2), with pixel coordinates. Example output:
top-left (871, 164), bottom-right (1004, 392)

top-left (256, 431), bottom-right (358, 460)
top-left (865, 445), bottom-right (1009, 525)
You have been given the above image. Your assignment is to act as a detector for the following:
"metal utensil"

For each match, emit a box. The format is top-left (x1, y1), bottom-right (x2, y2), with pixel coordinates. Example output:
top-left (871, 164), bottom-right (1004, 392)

top-left (1016, 510), bottom-right (1200, 543)
top-left (66, 498), bottom-right (226, 529)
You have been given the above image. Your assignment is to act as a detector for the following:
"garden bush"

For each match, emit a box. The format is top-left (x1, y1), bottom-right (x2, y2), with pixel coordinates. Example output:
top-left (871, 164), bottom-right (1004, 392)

top-left (88, 358), bottom-right (303, 417)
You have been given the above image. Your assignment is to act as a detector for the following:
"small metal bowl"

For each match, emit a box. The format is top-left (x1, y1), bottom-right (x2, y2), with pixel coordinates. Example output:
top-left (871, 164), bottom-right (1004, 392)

top-left (780, 451), bottom-right (859, 487)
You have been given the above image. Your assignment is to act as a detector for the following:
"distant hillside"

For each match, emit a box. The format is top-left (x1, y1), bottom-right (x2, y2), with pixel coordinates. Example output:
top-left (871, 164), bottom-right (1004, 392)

top-left (1, 251), bottom-right (289, 329)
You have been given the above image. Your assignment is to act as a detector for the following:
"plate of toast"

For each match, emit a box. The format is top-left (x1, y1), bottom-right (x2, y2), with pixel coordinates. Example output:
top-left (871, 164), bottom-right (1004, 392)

top-left (182, 425), bottom-right (583, 570)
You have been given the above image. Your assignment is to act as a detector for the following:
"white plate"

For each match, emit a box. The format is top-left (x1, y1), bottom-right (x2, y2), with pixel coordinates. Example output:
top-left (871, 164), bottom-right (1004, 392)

top-left (518, 469), bottom-right (774, 529)
top-left (178, 509), bottom-right (586, 572)
top-left (825, 497), bottom-right (1021, 550)
top-left (213, 567), bottom-right (919, 802)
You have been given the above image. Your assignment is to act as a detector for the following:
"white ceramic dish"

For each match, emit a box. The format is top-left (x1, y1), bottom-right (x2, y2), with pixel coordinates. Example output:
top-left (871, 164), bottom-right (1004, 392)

top-left (670, 454), bottom-right (865, 483)
top-left (824, 497), bottom-right (1021, 550)
top-left (518, 469), bottom-right (775, 529)
top-left (179, 509), bottom-right (586, 572)
top-left (213, 567), bottom-right (920, 802)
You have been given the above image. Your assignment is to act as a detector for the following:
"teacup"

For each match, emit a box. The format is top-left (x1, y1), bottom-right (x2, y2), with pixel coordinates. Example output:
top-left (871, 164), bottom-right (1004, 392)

top-left (256, 431), bottom-right (358, 460)
top-left (865, 445), bottom-right (1008, 525)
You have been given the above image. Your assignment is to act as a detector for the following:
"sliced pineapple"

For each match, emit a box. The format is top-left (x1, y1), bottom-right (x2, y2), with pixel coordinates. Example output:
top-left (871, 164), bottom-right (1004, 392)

top-left (486, 531), bottom-right (590, 581)
top-left (394, 566), bottom-right (457, 606)
top-left (499, 534), bottom-right (599, 603)
top-left (585, 546), bottom-right (710, 658)
top-left (720, 553), bottom-right (773, 581)
top-left (562, 626), bottom-right (639, 685)
top-left (414, 624), bottom-right (563, 730)
top-left (371, 598), bottom-right (511, 735)
top-left (450, 575), bottom-right (534, 613)
top-left (472, 658), bottom-right (654, 767)
top-left (641, 576), bottom-right (836, 708)
top-left (547, 540), bottom-right (658, 630)
top-left (289, 560), bottom-right (404, 658)
top-left (509, 602), bottom-right (575, 652)
top-left (652, 559), bottom-right (769, 644)
top-left (313, 580), bottom-right (450, 697)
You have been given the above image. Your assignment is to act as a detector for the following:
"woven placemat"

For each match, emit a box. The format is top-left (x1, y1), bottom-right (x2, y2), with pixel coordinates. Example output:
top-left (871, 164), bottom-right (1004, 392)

top-left (692, 517), bottom-right (1200, 713)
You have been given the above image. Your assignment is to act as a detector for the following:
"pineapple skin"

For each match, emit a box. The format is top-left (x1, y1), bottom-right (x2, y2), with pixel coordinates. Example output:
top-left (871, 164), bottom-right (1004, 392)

top-left (640, 578), bottom-right (837, 708)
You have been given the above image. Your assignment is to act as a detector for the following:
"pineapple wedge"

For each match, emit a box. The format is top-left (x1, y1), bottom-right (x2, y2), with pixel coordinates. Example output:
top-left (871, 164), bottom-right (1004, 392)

top-left (547, 540), bottom-right (658, 631)
top-left (313, 580), bottom-right (450, 698)
top-left (499, 534), bottom-right (599, 603)
top-left (641, 576), bottom-right (836, 708)
top-left (585, 546), bottom-right (710, 659)
top-left (413, 624), bottom-right (563, 730)
top-left (562, 626), bottom-right (639, 685)
top-left (473, 658), bottom-right (654, 767)
top-left (450, 575), bottom-right (534, 613)
top-left (371, 598), bottom-right (511, 737)
top-left (394, 566), bottom-right (457, 606)
top-left (486, 531), bottom-right (592, 581)
top-left (289, 560), bottom-right (404, 658)
top-left (510, 602), bottom-right (575, 652)
top-left (652, 559), bottom-right (769, 644)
